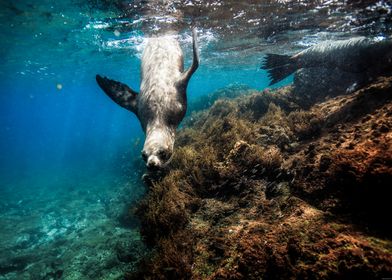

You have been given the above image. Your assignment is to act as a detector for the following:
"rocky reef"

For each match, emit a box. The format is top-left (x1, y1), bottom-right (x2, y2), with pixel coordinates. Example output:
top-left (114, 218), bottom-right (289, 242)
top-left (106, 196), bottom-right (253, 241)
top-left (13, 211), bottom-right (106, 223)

top-left (131, 76), bottom-right (392, 279)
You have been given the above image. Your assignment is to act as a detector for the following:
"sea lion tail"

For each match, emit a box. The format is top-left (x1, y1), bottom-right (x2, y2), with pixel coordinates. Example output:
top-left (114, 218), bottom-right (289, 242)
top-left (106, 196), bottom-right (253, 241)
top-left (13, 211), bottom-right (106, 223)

top-left (261, 54), bottom-right (297, 85)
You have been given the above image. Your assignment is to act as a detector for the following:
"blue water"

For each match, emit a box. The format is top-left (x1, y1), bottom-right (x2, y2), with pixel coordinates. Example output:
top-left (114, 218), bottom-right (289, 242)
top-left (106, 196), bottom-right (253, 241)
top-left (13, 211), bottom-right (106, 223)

top-left (0, 0), bottom-right (390, 279)
top-left (0, 53), bottom-right (274, 186)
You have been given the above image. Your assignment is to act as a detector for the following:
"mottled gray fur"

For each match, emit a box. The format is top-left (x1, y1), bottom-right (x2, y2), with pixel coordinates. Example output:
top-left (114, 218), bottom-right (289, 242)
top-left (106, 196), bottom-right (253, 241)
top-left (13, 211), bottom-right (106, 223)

top-left (96, 29), bottom-right (199, 170)
top-left (262, 37), bottom-right (392, 85)
top-left (294, 37), bottom-right (392, 72)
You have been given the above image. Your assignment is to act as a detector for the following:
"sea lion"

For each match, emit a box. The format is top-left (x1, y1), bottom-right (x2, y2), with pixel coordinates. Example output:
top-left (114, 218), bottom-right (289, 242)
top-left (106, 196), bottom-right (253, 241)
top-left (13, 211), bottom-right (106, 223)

top-left (96, 29), bottom-right (199, 170)
top-left (261, 37), bottom-right (392, 85)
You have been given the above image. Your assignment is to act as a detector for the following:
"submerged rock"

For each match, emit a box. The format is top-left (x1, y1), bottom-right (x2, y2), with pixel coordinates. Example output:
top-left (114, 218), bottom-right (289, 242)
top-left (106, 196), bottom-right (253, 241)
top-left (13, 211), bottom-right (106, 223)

top-left (132, 76), bottom-right (392, 279)
top-left (293, 67), bottom-right (363, 108)
top-left (0, 177), bottom-right (147, 280)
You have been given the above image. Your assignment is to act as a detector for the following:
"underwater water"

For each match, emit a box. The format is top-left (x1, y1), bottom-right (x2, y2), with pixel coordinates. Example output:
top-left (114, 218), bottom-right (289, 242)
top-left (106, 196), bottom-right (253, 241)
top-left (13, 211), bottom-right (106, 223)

top-left (0, 0), bottom-right (391, 279)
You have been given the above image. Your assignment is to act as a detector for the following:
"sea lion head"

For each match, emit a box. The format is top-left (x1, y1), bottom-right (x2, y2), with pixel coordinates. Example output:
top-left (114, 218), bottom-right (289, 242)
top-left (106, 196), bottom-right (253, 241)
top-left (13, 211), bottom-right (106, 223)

top-left (141, 125), bottom-right (175, 170)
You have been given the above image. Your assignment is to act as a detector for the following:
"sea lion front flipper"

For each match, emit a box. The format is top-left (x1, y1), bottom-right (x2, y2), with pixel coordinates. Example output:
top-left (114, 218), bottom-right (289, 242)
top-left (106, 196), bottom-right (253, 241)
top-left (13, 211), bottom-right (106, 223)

top-left (96, 75), bottom-right (138, 115)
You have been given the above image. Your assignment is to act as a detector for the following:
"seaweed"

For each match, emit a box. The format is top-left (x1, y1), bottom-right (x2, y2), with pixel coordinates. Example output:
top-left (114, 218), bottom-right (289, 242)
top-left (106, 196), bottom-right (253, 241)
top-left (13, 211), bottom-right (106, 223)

top-left (188, 84), bottom-right (256, 114)
top-left (136, 170), bottom-right (195, 245)
top-left (131, 77), bottom-right (392, 279)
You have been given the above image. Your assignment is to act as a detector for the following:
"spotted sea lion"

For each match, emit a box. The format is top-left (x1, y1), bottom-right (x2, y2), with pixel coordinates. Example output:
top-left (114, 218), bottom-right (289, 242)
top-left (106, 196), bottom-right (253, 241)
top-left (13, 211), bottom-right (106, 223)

top-left (96, 29), bottom-right (199, 170)
top-left (261, 37), bottom-right (392, 85)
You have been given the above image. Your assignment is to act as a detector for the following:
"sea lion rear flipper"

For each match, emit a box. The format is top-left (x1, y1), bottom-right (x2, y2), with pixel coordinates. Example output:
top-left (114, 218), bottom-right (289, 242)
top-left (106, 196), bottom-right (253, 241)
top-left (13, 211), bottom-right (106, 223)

top-left (177, 28), bottom-right (200, 90)
top-left (96, 75), bottom-right (138, 115)
top-left (261, 54), bottom-right (297, 85)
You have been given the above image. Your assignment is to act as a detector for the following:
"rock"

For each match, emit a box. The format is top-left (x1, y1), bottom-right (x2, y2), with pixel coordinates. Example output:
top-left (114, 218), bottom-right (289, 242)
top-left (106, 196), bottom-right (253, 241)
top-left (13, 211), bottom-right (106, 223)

top-left (293, 67), bottom-right (363, 108)
top-left (134, 76), bottom-right (392, 279)
top-left (115, 240), bottom-right (145, 263)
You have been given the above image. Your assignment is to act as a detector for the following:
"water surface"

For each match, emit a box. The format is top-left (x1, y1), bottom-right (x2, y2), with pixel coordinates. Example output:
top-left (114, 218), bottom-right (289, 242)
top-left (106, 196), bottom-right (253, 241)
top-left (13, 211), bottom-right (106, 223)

top-left (0, 0), bottom-right (391, 279)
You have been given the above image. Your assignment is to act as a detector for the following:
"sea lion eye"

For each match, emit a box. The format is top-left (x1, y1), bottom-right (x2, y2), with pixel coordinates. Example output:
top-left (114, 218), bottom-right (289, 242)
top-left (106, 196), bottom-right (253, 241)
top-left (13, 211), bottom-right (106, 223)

top-left (141, 151), bottom-right (148, 162)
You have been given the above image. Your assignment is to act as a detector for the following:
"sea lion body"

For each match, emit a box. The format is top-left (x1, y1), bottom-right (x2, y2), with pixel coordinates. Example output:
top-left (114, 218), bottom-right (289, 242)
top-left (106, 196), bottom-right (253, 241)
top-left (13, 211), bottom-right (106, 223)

top-left (138, 37), bottom-right (186, 168)
top-left (295, 37), bottom-right (392, 73)
top-left (262, 37), bottom-right (392, 85)
top-left (96, 29), bottom-right (199, 170)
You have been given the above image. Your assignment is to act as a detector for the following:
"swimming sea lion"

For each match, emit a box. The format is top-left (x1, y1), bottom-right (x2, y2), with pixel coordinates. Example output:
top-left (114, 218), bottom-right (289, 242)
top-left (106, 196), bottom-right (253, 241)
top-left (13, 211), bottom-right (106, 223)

top-left (261, 37), bottom-right (392, 85)
top-left (96, 29), bottom-right (199, 170)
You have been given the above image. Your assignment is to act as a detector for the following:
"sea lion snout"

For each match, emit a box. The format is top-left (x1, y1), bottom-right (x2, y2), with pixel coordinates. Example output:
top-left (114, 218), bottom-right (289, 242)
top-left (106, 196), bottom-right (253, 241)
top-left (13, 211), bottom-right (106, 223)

top-left (146, 155), bottom-right (160, 169)
top-left (142, 147), bottom-right (173, 170)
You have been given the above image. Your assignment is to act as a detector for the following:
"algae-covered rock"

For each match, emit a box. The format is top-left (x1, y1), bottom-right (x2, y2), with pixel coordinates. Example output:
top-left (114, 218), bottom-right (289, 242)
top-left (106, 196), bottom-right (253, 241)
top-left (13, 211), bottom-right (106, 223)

top-left (293, 67), bottom-right (363, 108)
top-left (133, 77), bottom-right (392, 279)
top-left (188, 84), bottom-right (256, 114)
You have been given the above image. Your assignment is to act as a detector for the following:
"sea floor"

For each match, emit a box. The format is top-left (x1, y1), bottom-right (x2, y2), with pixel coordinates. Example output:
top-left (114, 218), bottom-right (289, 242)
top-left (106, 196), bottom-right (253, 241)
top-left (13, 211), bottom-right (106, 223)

top-left (0, 171), bottom-right (146, 280)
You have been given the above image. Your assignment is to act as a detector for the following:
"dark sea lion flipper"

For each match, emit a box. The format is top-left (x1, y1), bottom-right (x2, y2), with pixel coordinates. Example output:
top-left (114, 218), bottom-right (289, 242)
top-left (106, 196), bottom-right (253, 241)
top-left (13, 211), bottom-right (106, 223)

top-left (261, 54), bottom-right (297, 85)
top-left (177, 28), bottom-right (200, 90)
top-left (96, 75), bottom-right (138, 115)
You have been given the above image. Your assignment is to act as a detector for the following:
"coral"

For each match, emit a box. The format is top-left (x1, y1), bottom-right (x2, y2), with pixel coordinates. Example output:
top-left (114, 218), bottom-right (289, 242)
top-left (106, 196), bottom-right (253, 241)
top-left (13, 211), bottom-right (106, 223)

top-left (132, 77), bottom-right (392, 279)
